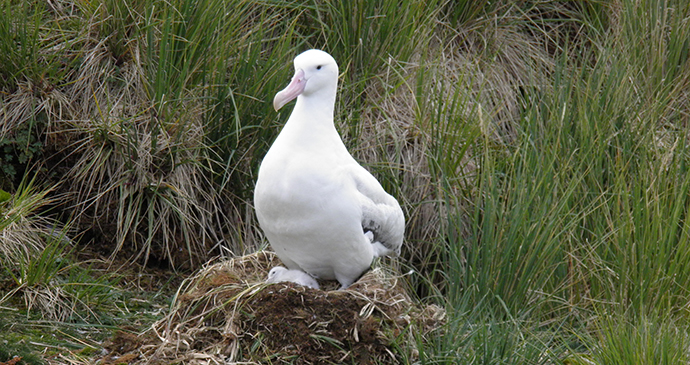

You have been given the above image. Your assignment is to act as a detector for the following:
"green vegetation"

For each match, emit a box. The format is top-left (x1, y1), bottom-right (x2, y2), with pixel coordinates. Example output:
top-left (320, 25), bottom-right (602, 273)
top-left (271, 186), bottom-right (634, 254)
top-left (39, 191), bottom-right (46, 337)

top-left (1, 0), bottom-right (690, 363)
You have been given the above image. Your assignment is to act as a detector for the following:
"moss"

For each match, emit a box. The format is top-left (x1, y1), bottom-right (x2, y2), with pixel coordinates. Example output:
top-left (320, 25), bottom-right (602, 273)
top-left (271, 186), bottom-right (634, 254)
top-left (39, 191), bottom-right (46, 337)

top-left (0, 332), bottom-right (45, 365)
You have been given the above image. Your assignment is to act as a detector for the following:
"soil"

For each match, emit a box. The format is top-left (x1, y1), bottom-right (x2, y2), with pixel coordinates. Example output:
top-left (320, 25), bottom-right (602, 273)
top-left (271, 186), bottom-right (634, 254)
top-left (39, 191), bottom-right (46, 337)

top-left (242, 284), bottom-right (389, 364)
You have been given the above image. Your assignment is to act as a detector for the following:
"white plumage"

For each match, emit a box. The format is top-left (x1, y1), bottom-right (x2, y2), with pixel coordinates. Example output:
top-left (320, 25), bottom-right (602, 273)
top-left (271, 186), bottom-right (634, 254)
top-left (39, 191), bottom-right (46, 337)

top-left (266, 266), bottom-right (320, 289)
top-left (254, 49), bottom-right (405, 288)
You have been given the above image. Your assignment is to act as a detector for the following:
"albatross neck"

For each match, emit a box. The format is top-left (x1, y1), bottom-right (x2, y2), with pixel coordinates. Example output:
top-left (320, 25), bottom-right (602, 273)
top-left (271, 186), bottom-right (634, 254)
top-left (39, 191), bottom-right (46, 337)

top-left (288, 91), bottom-right (338, 133)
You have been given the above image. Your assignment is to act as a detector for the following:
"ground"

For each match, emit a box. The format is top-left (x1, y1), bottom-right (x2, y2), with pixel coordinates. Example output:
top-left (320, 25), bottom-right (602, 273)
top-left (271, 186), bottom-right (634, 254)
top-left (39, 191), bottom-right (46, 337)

top-left (0, 247), bottom-right (442, 364)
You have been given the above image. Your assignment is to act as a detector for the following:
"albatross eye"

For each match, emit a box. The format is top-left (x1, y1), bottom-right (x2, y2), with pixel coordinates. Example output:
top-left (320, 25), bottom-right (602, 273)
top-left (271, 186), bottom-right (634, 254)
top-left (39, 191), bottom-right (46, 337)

top-left (316, 65), bottom-right (322, 70)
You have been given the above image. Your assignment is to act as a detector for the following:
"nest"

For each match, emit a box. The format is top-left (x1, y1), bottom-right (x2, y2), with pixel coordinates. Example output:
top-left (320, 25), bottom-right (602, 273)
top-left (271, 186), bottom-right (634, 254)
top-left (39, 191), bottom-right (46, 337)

top-left (102, 251), bottom-right (445, 364)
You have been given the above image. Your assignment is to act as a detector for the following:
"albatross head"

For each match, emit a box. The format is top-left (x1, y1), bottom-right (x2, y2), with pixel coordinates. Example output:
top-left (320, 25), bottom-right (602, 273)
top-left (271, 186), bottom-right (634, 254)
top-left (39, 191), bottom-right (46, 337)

top-left (273, 49), bottom-right (339, 111)
top-left (267, 266), bottom-right (288, 281)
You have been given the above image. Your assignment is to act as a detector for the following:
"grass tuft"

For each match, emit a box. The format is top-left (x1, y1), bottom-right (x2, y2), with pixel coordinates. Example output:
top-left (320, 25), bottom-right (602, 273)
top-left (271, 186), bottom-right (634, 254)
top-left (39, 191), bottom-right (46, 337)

top-left (587, 313), bottom-right (690, 365)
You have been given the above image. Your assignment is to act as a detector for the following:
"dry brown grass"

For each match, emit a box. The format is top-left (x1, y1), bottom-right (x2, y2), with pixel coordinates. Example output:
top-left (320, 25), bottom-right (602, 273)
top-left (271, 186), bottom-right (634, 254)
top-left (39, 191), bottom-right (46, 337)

top-left (39, 15), bottom-right (226, 268)
top-left (65, 108), bottom-right (221, 268)
top-left (0, 79), bottom-right (72, 140)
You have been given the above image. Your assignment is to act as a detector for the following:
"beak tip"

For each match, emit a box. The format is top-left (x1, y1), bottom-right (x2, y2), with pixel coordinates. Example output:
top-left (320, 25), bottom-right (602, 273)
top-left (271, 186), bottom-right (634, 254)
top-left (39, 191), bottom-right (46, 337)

top-left (273, 97), bottom-right (283, 112)
top-left (272, 68), bottom-right (305, 113)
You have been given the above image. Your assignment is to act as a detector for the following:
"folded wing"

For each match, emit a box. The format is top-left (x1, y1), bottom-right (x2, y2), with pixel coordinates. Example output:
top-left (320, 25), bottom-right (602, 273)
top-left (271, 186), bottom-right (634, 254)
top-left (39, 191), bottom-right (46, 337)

top-left (349, 165), bottom-right (405, 257)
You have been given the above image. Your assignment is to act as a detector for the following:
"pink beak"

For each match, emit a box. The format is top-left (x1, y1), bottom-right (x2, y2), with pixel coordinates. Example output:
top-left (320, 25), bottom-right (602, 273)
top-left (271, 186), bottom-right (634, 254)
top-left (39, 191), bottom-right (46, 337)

top-left (273, 69), bottom-right (306, 111)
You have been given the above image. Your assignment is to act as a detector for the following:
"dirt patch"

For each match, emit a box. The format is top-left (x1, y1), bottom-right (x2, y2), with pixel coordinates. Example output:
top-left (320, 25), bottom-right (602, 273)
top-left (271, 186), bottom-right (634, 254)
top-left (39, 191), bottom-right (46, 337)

top-left (243, 286), bottom-right (388, 363)
top-left (99, 251), bottom-right (444, 364)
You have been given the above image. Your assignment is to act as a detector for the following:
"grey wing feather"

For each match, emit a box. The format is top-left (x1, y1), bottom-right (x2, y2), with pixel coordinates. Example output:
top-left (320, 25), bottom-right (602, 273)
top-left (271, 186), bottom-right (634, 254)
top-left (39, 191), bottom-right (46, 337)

top-left (350, 165), bottom-right (404, 257)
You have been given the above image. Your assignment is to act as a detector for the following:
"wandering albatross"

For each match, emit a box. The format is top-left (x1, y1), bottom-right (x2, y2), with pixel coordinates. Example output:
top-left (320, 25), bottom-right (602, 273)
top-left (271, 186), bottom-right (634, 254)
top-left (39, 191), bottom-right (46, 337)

top-left (254, 49), bottom-right (405, 289)
top-left (266, 266), bottom-right (320, 289)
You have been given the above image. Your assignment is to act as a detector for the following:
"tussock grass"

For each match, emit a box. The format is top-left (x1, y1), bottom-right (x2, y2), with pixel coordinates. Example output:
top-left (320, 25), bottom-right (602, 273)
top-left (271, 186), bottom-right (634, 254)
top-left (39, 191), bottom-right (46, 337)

top-left (409, 0), bottom-right (690, 362)
top-left (0, 177), bottom-right (53, 269)
top-left (588, 314), bottom-right (690, 365)
top-left (0, 178), bottom-right (121, 322)
top-left (66, 110), bottom-right (221, 268)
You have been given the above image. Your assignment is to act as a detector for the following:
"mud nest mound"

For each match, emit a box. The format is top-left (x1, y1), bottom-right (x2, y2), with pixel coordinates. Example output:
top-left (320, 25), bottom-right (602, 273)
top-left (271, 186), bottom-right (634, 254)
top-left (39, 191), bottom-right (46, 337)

top-left (109, 251), bottom-right (444, 364)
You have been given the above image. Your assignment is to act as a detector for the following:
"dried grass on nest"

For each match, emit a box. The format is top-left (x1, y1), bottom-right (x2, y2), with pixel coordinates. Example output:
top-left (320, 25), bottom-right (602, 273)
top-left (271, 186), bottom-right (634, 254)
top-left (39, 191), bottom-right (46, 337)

top-left (122, 251), bottom-right (444, 364)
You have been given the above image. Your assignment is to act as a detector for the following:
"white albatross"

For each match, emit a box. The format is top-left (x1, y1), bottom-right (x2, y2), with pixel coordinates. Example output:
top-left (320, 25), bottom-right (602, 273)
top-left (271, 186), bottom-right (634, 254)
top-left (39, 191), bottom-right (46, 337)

top-left (266, 266), bottom-right (320, 289)
top-left (254, 49), bottom-right (405, 289)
